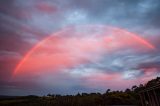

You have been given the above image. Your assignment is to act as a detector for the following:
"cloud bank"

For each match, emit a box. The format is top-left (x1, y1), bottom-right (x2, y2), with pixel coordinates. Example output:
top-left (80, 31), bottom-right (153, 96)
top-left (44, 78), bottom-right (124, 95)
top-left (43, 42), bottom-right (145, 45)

top-left (0, 0), bottom-right (160, 95)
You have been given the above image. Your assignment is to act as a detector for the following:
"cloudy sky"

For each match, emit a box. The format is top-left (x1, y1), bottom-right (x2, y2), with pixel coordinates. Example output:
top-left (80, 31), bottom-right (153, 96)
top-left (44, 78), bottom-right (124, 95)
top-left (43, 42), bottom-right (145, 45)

top-left (0, 0), bottom-right (160, 96)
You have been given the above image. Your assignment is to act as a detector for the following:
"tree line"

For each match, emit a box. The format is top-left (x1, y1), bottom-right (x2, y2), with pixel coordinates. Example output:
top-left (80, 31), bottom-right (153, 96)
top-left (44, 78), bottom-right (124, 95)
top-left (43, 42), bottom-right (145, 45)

top-left (0, 77), bottom-right (160, 106)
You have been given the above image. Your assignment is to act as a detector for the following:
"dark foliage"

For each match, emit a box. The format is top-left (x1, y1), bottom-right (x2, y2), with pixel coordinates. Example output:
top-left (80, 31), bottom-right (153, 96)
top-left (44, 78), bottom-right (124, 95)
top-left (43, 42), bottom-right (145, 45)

top-left (0, 77), bottom-right (159, 106)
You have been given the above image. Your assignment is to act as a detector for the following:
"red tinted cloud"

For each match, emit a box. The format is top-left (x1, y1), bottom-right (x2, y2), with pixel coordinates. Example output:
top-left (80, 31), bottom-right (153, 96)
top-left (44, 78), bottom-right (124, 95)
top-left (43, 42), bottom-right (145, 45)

top-left (14, 25), bottom-right (155, 77)
top-left (36, 2), bottom-right (58, 13)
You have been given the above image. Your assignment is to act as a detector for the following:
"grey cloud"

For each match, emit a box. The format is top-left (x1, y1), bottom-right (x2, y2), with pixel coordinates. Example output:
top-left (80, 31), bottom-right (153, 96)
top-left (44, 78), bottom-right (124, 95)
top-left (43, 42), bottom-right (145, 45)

top-left (0, 0), bottom-right (160, 95)
top-left (137, 61), bottom-right (160, 70)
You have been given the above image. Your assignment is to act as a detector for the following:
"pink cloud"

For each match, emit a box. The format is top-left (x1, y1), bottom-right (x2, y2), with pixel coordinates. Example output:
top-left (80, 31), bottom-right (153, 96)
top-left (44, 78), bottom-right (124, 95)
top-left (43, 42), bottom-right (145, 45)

top-left (13, 25), bottom-right (155, 78)
top-left (36, 2), bottom-right (58, 13)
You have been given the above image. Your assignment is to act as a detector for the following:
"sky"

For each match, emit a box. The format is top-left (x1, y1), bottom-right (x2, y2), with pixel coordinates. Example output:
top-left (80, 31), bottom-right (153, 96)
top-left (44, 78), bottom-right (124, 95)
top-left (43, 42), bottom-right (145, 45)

top-left (0, 0), bottom-right (160, 96)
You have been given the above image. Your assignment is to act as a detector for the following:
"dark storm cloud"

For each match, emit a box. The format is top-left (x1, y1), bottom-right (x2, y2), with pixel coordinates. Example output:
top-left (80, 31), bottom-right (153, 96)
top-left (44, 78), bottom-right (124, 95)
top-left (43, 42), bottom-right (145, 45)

top-left (137, 61), bottom-right (160, 70)
top-left (0, 0), bottom-right (16, 14)
top-left (0, 0), bottom-right (62, 94)
top-left (0, 0), bottom-right (35, 92)
top-left (0, 0), bottom-right (38, 53)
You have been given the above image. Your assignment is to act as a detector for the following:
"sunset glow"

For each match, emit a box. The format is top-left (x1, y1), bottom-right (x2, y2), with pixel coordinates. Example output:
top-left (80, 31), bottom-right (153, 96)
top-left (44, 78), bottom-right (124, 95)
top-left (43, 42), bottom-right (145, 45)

top-left (0, 0), bottom-right (160, 96)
